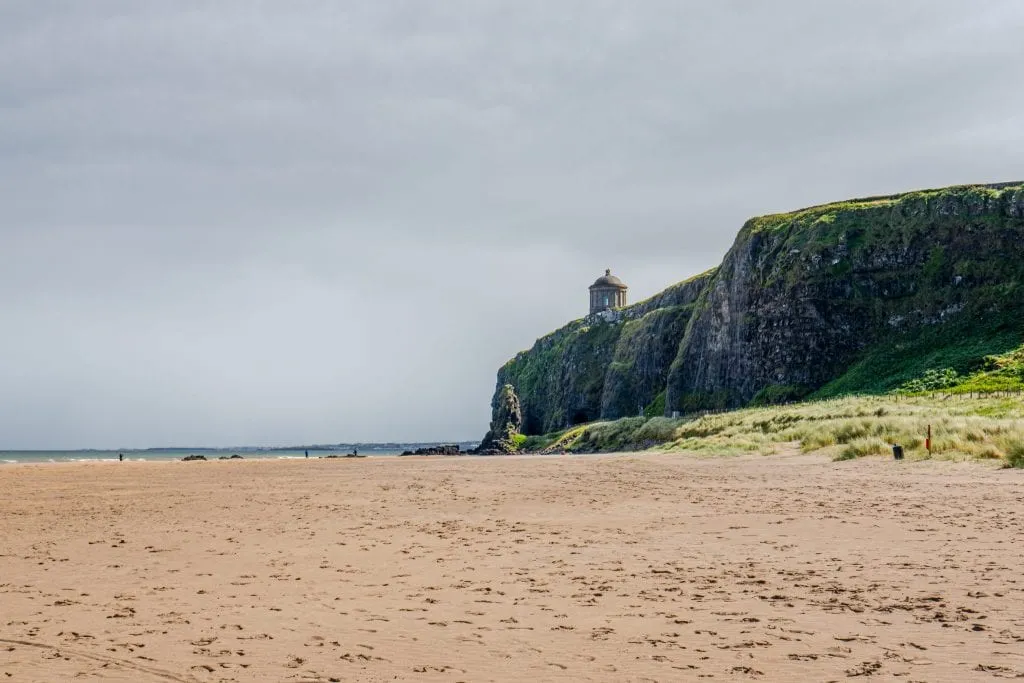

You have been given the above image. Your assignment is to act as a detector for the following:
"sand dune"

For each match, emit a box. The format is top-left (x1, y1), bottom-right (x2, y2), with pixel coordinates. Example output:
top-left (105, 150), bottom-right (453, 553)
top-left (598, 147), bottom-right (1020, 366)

top-left (1, 450), bottom-right (1022, 681)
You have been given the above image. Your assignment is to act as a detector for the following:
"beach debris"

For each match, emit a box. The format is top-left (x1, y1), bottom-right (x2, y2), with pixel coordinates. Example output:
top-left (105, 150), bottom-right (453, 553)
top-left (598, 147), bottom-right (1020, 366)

top-left (400, 445), bottom-right (461, 456)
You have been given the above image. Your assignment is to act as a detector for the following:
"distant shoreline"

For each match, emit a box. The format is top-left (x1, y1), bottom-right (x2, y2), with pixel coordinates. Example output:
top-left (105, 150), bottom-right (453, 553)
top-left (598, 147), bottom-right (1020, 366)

top-left (0, 442), bottom-right (480, 465)
top-left (0, 451), bottom-right (596, 467)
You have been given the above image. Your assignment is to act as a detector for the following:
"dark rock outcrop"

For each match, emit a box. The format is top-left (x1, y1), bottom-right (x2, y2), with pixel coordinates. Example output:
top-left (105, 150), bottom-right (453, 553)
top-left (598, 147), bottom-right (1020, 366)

top-left (182, 454), bottom-right (207, 461)
top-left (475, 384), bottom-right (523, 454)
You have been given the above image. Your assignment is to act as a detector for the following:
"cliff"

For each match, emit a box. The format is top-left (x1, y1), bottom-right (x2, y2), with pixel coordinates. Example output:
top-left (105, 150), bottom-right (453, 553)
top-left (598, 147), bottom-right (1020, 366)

top-left (667, 181), bottom-right (1024, 412)
top-left (488, 182), bottom-right (1024, 438)
top-left (496, 271), bottom-right (715, 435)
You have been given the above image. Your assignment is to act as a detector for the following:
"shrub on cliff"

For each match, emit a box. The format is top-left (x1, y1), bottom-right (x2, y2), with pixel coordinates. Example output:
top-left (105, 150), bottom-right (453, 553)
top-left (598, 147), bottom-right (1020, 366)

top-left (900, 368), bottom-right (960, 393)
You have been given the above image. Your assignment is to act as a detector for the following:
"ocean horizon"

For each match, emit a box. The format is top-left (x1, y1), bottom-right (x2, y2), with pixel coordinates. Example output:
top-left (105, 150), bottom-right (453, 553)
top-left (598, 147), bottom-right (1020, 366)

top-left (0, 442), bottom-right (479, 464)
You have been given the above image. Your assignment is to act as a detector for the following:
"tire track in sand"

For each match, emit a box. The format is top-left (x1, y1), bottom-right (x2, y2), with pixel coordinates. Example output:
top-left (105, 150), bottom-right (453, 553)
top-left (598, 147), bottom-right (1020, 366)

top-left (0, 637), bottom-right (197, 682)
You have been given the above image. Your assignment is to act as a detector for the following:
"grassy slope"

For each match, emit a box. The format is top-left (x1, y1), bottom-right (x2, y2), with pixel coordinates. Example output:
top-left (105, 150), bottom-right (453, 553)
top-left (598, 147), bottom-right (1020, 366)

top-left (522, 394), bottom-right (1024, 468)
top-left (813, 322), bottom-right (1024, 397)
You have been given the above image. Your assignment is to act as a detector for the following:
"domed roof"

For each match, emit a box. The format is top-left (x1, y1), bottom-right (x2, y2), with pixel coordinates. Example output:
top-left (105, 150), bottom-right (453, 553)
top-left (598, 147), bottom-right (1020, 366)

top-left (590, 269), bottom-right (628, 289)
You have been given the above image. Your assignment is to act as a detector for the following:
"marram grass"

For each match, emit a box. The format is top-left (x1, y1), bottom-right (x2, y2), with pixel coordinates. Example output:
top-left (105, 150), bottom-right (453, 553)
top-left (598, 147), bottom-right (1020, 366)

top-left (530, 394), bottom-right (1024, 468)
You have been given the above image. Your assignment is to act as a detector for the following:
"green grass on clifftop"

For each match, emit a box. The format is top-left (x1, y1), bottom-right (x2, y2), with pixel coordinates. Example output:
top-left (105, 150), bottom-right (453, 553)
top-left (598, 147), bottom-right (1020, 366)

top-left (744, 182), bottom-right (1022, 237)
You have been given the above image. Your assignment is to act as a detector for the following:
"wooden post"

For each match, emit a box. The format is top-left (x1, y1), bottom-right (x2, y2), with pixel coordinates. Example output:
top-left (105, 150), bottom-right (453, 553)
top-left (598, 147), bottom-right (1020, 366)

top-left (926, 424), bottom-right (932, 455)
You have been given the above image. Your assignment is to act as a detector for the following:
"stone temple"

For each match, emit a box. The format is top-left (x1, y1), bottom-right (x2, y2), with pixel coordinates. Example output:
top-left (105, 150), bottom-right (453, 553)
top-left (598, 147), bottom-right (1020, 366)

top-left (589, 269), bottom-right (628, 314)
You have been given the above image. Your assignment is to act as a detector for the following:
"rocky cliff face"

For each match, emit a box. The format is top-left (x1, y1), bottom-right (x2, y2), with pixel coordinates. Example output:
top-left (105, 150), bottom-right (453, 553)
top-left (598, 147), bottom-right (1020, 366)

top-left (666, 181), bottom-right (1024, 412)
top-left (494, 272), bottom-right (714, 435)
top-left (487, 182), bottom-right (1024, 436)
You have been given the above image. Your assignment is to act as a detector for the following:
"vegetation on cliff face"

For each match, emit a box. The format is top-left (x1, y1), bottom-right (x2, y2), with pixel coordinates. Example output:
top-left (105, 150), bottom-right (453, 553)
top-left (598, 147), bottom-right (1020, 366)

top-left (485, 181), bottom-right (1024, 442)
top-left (601, 303), bottom-right (698, 418)
top-left (497, 318), bottom-right (620, 435)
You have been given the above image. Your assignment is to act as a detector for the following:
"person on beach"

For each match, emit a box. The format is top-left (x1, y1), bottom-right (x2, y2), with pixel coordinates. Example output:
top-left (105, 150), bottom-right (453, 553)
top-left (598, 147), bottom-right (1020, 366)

top-left (119, 453), bottom-right (123, 462)
top-left (305, 450), bottom-right (308, 458)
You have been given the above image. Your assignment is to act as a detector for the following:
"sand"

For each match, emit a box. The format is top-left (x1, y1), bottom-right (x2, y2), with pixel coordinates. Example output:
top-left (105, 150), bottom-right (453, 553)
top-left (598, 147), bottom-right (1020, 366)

top-left (1, 450), bottom-right (1022, 682)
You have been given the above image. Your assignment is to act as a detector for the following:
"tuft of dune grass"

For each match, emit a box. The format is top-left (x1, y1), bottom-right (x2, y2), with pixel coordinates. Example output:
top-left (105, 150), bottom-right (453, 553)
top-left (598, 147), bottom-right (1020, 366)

top-left (834, 436), bottom-right (890, 461)
top-left (999, 436), bottom-right (1024, 468)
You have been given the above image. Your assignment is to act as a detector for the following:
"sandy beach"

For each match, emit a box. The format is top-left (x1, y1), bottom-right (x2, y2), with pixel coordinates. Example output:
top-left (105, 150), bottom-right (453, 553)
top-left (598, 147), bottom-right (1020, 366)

top-left (1, 451), bottom-right (1022, 682)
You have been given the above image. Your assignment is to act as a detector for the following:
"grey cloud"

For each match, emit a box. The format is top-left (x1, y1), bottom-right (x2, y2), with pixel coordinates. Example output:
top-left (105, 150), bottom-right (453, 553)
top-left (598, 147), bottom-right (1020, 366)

top-left (1, 1), bottom-right (1022, 447)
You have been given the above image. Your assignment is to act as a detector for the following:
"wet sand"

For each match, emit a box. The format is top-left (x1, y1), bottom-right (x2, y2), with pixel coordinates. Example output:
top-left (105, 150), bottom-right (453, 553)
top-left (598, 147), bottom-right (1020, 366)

top-left (1, 450), bottom-right (1022, 681)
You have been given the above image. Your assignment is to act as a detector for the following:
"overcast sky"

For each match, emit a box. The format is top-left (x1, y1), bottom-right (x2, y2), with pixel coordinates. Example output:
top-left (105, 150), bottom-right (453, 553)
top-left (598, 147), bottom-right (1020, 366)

top-left (2, 1), bottom-right (1022, 448)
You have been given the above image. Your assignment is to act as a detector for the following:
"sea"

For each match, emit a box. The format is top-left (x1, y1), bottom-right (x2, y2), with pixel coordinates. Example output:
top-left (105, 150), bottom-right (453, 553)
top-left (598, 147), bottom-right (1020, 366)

top-left (0, 442), bottom-right (479, 465)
